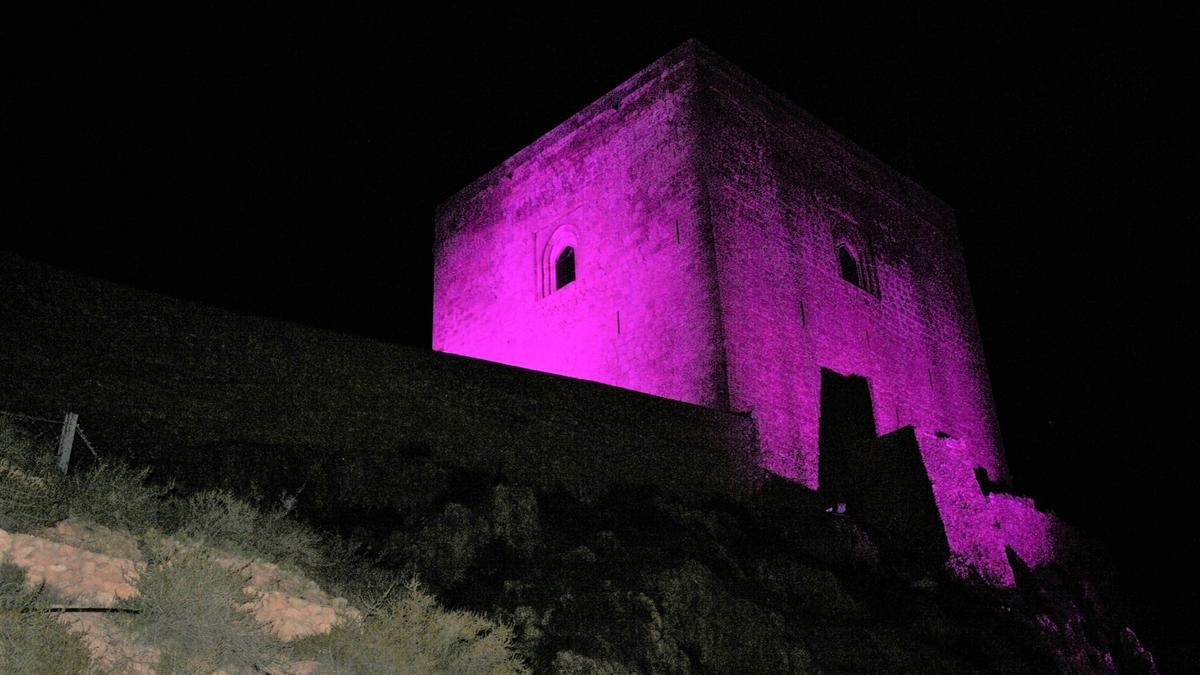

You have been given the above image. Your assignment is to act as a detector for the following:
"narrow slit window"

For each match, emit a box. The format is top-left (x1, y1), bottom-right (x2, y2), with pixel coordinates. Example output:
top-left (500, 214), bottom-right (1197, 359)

top-left (837, 245), bottom-right (860, 286)
top-left (555, 246), bottom-right (576, 290)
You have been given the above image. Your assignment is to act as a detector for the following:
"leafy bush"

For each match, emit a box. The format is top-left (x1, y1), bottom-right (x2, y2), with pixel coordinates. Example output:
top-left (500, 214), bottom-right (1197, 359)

top-left (291, 576), bottom-right (528, 674)
top-left (111, 545), bottom-right (287, 673)
top-left (0, 558), bottom-right (92, 674)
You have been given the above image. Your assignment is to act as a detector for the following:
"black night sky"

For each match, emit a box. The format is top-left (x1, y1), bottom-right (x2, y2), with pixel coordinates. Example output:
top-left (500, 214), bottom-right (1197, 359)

top-left (10, 6), bottom-right (1195, 664)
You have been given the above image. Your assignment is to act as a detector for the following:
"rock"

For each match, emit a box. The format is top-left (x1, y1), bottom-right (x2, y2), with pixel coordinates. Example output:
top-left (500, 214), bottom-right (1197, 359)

top-left (754, 557), bottom-right (860, 619)
top-left (39, 518), bottom-right (144, 564)
top-left (0, 527), bottom-right (140, 605)
top-left (57, 612), bottom-right (162, 674)
top-left (651, 498), bottom-right (743, 575)
top-left (798, 623), bottom-right (972, 674)
top-left (790, 515), bottom-right (880, 572)
top-left (653, 497), bottom-right (740, 542)
top-left (1031, 611), bottom-right (1118, 675)
top-left (1116, 626), bottom-right (1158, 675)
top-left (647, 559), bottom-right (814, 673)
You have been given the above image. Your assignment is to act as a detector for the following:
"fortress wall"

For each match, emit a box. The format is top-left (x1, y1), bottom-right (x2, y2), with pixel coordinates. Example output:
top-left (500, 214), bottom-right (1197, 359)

top-left (0, 253), bottom-right (761, 505)
top-left (434, 44), bottom-right (729, 409)
top-left (694, 48), bottom-right (1029, 584)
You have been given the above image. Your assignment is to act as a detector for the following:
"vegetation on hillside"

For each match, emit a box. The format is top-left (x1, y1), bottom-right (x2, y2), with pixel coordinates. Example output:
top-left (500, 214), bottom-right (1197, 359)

top-left (0, 559), bottom-right (93, 674)
top-left (0, 416), bottom-right (527, 674)
top-left (2, 411), bottom-right (1158, 674)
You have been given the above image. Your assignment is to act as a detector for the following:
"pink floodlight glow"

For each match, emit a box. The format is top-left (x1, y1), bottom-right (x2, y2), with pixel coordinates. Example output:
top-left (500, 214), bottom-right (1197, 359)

top-left (432, 40), bottom-right (1063, 586)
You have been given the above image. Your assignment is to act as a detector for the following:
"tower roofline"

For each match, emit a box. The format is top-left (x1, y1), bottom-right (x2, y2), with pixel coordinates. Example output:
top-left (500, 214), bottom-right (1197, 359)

top-left (436, 39), bottom-right (954, 230)
top-left (686, 40), bottom-right (955, 226)
top-left (435, 39), bottom-right (703, 223)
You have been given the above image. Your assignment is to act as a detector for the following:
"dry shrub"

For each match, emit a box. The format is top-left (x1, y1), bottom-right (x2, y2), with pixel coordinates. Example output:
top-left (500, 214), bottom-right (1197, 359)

top-left (1, 417), bottom-right (172, 536)
top-left (291, 576), bottom-right (528, 674)
top-left (0, 558), bottom-right (93, 674)
top-left (65, 461), bottom-right (173, 535)
top-left (111, 544), bottom-right (287, 673)
top-left (173, 489), bottom-right (338, 576)
top-left (0, 417), bottom-right (70, 532)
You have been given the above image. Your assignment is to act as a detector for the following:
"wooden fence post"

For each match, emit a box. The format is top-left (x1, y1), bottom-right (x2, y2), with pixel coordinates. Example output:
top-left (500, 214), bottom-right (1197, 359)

top-left (57, 412), bottom-right (78, 475)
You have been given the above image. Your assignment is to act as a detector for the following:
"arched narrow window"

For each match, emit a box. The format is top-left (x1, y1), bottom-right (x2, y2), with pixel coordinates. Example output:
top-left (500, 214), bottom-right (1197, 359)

top-left (538, 225), bottom-right (579, 298)
top-left (837, 245), bottom-right (860, 286)
top-left (830, 223), bottom-right (879, 296)
top-left (555, 246), bottom-right (576, 290)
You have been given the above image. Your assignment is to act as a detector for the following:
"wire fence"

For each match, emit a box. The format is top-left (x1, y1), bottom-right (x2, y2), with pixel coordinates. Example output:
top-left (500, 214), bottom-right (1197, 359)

top-left (0, 410), bottom-right (98, 475)
top-left (0, 410), bottom-right (144, 617)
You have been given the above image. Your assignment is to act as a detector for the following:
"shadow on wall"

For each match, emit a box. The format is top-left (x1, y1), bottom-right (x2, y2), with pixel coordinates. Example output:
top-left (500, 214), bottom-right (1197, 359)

top-left (818, 368), bottom-right (950, 567)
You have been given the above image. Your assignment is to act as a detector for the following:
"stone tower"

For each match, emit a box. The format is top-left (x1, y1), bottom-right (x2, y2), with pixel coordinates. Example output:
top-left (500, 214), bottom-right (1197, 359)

top-left (433, 40), bottom-right (1060, 584)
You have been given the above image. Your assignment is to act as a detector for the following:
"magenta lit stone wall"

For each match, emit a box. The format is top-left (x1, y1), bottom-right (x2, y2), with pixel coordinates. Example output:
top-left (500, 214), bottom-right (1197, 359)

top-left (433, 40), bottom-right (1060, 585)
top-left (692, 51), bottom-right (1023, 581)
top-left (434, 47), bottom-right (729, 408)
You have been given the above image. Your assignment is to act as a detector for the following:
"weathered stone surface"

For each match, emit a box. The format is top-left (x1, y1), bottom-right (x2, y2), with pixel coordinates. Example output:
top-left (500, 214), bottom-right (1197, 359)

top-left (753, 557), bottom-right (860, 619)
top-left (787, 515), bottom-right (881, 572)
top-left (1, 522), bottom-right (359, 673)
top-left (39, 517), bottom-right (144, 564)
top-left (0, 526), bottom-right (140, 606)
top-left (1116, 626), bottom-right (1158, 675)
top-left (646, 559), bottom-right (815, 674)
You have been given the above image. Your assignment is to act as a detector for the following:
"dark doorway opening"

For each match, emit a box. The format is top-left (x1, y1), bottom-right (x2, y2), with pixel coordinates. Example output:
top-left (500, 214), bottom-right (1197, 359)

top-left (818, 368), bottom-right (877, 501)
top-left (817, 367), bottom-right (949, 566)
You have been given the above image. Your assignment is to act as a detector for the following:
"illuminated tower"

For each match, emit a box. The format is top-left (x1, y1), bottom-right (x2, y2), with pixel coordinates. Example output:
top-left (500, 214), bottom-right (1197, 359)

top-left (434, 40), bottom-right (1059, 584)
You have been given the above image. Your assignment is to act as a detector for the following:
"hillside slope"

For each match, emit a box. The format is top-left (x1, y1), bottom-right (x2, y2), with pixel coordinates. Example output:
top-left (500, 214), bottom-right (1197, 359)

top-left (0, 416), bottom-right (526, 674)
top-left (0, 253), bottom-right (1160, 673)
top-left (2, 412), bottom-right (1159, 674)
